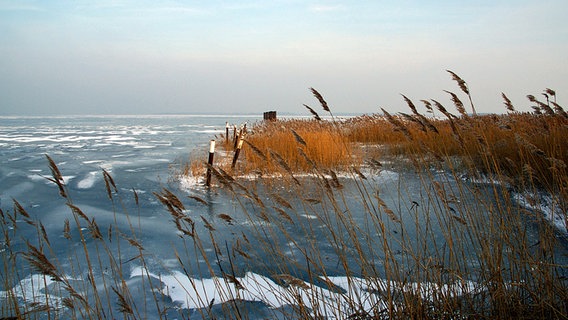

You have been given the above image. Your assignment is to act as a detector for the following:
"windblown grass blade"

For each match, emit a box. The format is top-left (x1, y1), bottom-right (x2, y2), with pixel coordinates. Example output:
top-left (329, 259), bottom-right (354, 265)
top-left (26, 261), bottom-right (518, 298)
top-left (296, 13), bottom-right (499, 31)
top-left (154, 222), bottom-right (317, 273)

top-left (12, 199), bottom-right (30, 218)
top-left (40, 222), bottom-right (50, 246)
top-left (88, 218), bottom-right (103, 240)
top-left (551, 102), bottom-right (568, 118)
top-left (351, 166), bottom-right (367, 180)
top-left (290, 129), bottom-right (307, 147)
top-left (444, 90), bottom-right (467, 117)
top-left (126, 236), bottom-right (144, 250)
top-left (45, 154), bottom-right (67, 198)
top-left (421, 99), bottom-right (433, 113)
top-left (201, 216), bottom-right (215, 231)
top-left (544, 88), bottom-right (556, 99)
top-left (375, 194), bottom-right (400, 223)
top-left (271, 193), bottom-right (293, 209)
top-left (269, 150), bottom-right (300, 185)
top-left (188, 195), bottom-right (209, 205)
top-left (272, 206), bottom-right (294, 224)
top-left (502, 92), bottom-right (515, 112)
top-left (4, 72), bottom-right (568, 319)
top-left (400, 112), bottom-right (427, 132)
top-left (112, 285), bottom-right (134, 315)
top-left (310, 87), bottom-right (330, 112)
top-left (24, 242), bottom-right (61, 281)
top-left (431, 99), bottom-right (453, 119)
top-left (63, 219), bottom-right (71, 239)
top-left (154, 188), bottom-right (186, 217)
top-left (304, 104), bottom-right (321, 121)
top-left (244, 139), bottom-right (267, 161)
top-left (381, 108), bottom-right (412, 140)
top-left (102, 169), bottom-right (117, 200)
top-left (67, 202), bottom-right (89, 221)
top-left (45, 154), bottom-right (63, 182)
top-left (274, 274), bottom-right (310, 290)
top-left (446, 70), bottom-right (477, 115)
top-left (446, 69), bottom-right (469, 95)
top-left (217, 213), bottom-right (234, 225)
top-left (132, 188), bottom-right (139, 206)
top-left (401, 94), bottom-right (419, 115)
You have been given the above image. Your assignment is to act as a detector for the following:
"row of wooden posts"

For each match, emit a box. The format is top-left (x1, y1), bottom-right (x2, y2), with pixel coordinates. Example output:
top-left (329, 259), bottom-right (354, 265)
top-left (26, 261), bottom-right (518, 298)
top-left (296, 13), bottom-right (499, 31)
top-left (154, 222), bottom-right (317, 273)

top-left (205, 111), bottom-right (277, 187)
top-left (205, 122), bottom-right (247, 187)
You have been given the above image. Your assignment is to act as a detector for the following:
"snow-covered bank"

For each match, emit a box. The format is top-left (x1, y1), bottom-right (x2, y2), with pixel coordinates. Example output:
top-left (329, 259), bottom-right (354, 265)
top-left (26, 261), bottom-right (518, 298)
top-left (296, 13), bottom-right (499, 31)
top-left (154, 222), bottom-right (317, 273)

top-left (513, 191), bottom-right (567, 234)
top-left (0, 268), bottom-right (484, 319)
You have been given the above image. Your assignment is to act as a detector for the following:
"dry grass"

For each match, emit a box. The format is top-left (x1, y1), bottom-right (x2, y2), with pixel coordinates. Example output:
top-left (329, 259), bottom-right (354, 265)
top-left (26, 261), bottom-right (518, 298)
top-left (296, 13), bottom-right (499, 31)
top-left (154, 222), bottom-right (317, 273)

top-left (2, 71), bottom-right (568, 319)
top-left (243, 120), bottom-right (356, 173)
top-left (200, 94), bottom-right (566, 212)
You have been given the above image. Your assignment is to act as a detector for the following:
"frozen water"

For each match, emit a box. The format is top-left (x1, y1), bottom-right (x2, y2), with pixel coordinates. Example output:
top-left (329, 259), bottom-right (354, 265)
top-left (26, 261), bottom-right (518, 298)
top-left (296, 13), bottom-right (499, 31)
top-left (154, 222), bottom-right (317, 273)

top-left (1, 115), bottom-right (567, 319)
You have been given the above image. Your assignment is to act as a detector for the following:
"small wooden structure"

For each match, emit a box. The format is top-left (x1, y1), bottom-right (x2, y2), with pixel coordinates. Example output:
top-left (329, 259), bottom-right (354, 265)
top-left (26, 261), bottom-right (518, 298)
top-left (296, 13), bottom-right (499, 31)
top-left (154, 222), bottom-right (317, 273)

top-left (263, 111), bottom-right (277, 121)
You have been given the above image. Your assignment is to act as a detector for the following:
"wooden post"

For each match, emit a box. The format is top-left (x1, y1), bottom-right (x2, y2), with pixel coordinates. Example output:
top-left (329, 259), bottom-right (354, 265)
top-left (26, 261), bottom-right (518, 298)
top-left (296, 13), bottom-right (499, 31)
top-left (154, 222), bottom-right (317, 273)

top-left (231, 137), bottom-right (244, 168)
top-left (225, 122), bottom-right (229, 143)
top-left (205, 140), bottom-right (215, 187)
top-left (233, 125), bottom-right (238, 148)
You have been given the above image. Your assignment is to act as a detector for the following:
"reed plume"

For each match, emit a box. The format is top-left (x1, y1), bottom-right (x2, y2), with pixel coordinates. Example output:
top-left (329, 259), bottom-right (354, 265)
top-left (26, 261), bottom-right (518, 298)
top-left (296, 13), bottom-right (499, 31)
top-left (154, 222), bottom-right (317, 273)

top-left (310, 87), bottom-right (330, 112)
top-left (401, 94), bottom-right (419, 115)
top-left (5, 71), bottom-right (567, 319)
top-left (551, 101), bottom-right (568, 118)
top-left (244, 140), bottom-right (268, 161)
top-left (421, 99), bottom-right (433, 114)
top-left (381, 108), bottom-right (412, 140)
top-left (112, 285), bottom-right (134, 315)
top-left (269, 150), bottom-right (300, 185)
top-left (444, 90), bottom-right (467, 117)
top-left (45, 154), bottom-right (67, 198)
top-left (290, 129), bottom-right (307, 147)
top-left (446, 70), bottom-right (477, 115)
top-left (304, 104), bottom-right (322, 121)
top-left (23, 243), bottom-right (61, 281)
top-left (102, 169), bottom-right (117, 200)
top-left (502, 93), bottom-right (515, 112)
top-left (527, 94), bottom-right (555, 115)
top-left (12, 199), bottom-right (30, 219)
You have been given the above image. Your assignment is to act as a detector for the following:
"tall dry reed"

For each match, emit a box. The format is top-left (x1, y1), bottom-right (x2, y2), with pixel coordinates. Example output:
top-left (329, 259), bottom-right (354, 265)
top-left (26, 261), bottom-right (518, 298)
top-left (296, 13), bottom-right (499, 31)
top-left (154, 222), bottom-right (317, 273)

top-left (2, 72), bottom-right (567, 319)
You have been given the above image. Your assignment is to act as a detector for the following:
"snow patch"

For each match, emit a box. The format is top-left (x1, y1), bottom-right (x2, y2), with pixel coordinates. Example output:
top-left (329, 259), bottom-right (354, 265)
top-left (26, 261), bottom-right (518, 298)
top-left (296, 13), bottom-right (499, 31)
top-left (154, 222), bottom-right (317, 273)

top-left (77, 171), bottom-right (99, 189)
top-left (127, 267), bottom-right (484, 318)
top-left (513, 192), bottom-right (567, 234)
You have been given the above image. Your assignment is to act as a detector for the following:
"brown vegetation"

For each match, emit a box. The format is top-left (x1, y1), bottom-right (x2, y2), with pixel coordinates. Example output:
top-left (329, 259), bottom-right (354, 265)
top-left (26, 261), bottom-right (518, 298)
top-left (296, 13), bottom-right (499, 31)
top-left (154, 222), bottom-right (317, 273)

top-left (204, 83), bottom-right (567, 213)
top-left (2, 71), bottom-right (567, 319)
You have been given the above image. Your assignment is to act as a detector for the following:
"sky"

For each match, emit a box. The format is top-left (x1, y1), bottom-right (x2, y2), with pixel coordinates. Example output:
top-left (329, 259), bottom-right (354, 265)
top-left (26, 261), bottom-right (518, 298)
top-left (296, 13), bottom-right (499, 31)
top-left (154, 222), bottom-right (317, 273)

top-left (1, 1), bottom-right (567, 116)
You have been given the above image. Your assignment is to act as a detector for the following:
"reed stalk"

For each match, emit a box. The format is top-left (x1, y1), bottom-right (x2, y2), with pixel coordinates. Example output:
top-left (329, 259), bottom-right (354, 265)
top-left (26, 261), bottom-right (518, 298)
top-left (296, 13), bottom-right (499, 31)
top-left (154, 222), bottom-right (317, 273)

top-left (2, 73), bottom-right (567, 319)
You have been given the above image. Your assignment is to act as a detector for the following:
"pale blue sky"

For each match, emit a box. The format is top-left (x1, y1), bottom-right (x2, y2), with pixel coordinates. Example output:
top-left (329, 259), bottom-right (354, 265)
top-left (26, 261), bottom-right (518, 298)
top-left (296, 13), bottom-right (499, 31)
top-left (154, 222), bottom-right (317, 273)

top-left (1, 1), bottom-right (567, 115)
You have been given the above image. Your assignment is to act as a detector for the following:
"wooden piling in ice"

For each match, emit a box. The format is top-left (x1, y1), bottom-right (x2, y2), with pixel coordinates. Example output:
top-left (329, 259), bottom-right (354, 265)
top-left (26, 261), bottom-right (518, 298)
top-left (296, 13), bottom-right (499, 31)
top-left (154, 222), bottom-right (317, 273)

top-left (231, 137), bottom-right (244, 168)
top-left (205, 140), bottom-right (215, 187)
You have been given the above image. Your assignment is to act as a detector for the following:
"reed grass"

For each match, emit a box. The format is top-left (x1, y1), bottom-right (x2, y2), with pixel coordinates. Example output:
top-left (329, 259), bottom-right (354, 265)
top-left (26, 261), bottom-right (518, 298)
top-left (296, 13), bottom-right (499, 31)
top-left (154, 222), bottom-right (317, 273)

top-left (2, 72), bottom-right (567, 319)
top-left (202, 93), bottom-right (566, 209)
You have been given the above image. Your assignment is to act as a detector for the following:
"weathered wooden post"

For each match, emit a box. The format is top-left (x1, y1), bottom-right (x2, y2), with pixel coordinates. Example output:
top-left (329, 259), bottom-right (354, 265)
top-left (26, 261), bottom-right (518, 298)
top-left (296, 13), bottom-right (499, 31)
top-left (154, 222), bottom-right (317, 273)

top-left (231, 137), bottom-right (244, 168)
top-left (225, 122), bottom-right (229, 143)
top-left (205, 140), bottom-right (215, 187)
top-left (234, 124), bottom-right (246, 149)
top-left (233, 125), bottom-right (238, 149)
